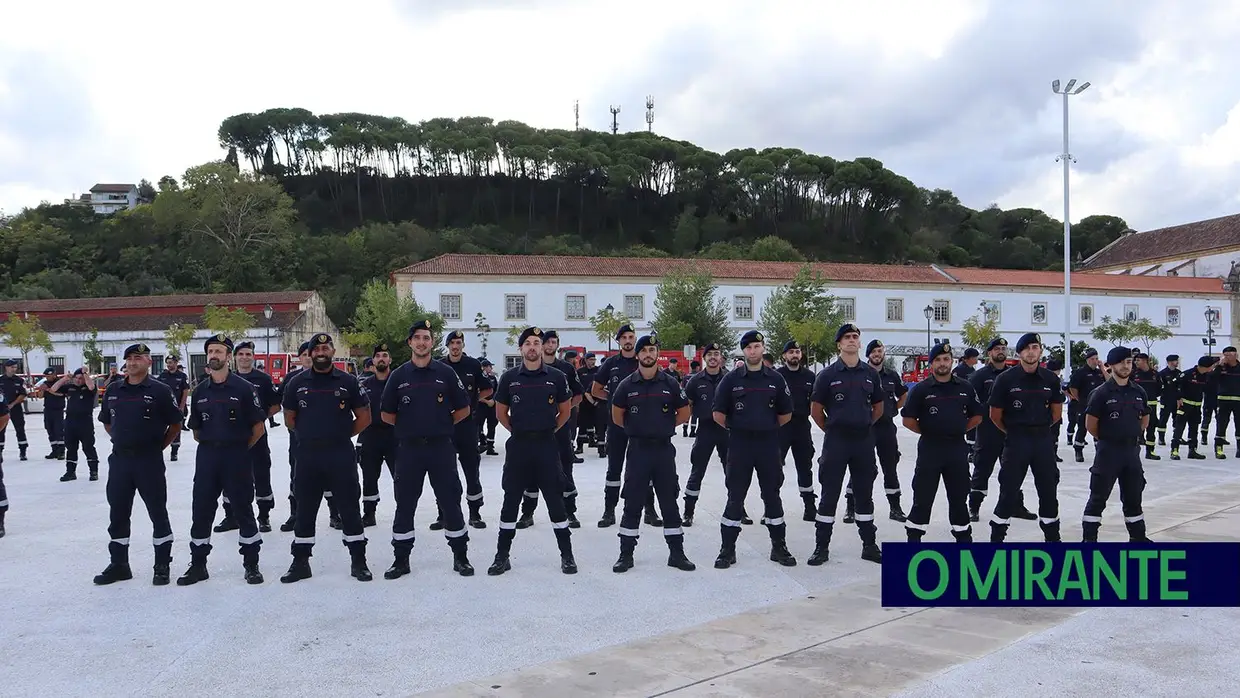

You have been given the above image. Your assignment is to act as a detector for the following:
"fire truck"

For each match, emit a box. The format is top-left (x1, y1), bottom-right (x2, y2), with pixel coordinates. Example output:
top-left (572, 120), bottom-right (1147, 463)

top-left (901, 354), bottom-right (1028, 384)
top-left (253, 353), bottom-right (356, 384)
top-left (571, 346), bottom-right (704, 371)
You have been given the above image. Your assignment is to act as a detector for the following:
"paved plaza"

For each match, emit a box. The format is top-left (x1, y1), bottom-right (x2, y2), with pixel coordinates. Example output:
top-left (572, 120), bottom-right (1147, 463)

top-left (1, 418), bottom-right (1237, 696)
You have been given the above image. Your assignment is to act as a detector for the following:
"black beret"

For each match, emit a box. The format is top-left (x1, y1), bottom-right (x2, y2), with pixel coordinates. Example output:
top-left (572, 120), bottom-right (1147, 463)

top-left (668, 357), bottom-right (678, 362)
top-left (518, 326), bottom-right (544, 345)
top-left (122, 343), bottom-right (150, 359)
top-left (865, 339), bottom-right (884, 356)
top-left (72, 367), bottom-right (85, 376)
top-left (543, 330), bottom-right (559, 341)
top-left (563, 349), bottom-right (578, 359)
top-left (615, 324), bottom-right (634, 339)
top-left (1106, 346), bottom-right (1136, 366)
top-left (444, 330), bottom-right (465, 345)
top-left (480, 358), bottom-right (493, 367)
top-left (43, 367), bottom-right (55, 375)
top-left (690, 360), bottom-right (701, 368)
top-left (963, 347), bottom-right (980, 359)
top-left (635, 335), bottom-right (659, 352)
top-left (204, 334), bottom-right (233, 353)
top-left (1166, 354), bottom-right (1180, 362)
top-left (1083, 347), bottom-right (1098, 359)
top-left (739, 330), bottom-right (765, 347)
top-left (309, 333), bottom-right (333, 349)
top-left (235, 341), bottom-right (255, 352)
top-left (1133, 352), bottom-right (1149, 360)
top-left (1199, 356), bottom-right (1215, 368)
top-left (1015, 333), bottom-right (1042, 353)
top-left (1225, 346), bottom-right (1238, 353)
top-left (928, 342), bottom-right (953, 361)
top-left (407, 319), bottom-right (433, 339)
top-left (298, 341), bottom-right (311, 355)
top-left (373, 343), bottom-right (390, 356)
top-left (782, 339), bottom-right (800, 354)
top-left (986, 337), bottom-right (1008, 351)
top-left (1, 359), bottom-right (15, 367)
top-left (1046, 359), bottom-right (1063, 371)
top-left (583, 352), bottom-right (595, 359)
top-left (702, 343), bottom-right (721, 354)
top-left (835, 323), bottom-right (861, 342)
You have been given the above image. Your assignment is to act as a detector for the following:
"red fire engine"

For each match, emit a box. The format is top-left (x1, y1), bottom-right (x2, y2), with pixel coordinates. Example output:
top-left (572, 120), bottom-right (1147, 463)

top-left (254, 353), bottom-right (356, 384)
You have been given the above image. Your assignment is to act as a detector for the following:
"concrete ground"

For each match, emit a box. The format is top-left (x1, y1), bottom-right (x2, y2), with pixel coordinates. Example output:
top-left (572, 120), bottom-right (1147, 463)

top-left (0, 416), bottom-right (1237, 697)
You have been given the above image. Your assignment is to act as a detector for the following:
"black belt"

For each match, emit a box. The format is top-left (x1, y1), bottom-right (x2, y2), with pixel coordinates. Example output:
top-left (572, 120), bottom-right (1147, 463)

top-left (511, 430), bottom-right (555, 438)
top-left (198, 439), bottom-right (249, 448)
top-left (398, 435), bottom-right (452, 445)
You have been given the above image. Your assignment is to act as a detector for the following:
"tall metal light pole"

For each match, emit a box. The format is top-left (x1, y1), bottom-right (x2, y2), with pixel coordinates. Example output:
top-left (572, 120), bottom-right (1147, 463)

top-left (923, 305), bottom-right (933, 357)
top-left (263, 304), bottom-right (273, 365)
top-left (1052, 78), bottom-right (1090, 376)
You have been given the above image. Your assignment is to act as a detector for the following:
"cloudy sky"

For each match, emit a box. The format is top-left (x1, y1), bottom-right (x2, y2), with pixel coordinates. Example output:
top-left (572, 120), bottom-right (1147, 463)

top-left (3, 0), bottom-right (1239, 232)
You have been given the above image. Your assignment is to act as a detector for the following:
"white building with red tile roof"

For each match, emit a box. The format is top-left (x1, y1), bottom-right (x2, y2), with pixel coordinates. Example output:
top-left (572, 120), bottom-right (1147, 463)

top-left (391, 254), bottom-right (1234, 368)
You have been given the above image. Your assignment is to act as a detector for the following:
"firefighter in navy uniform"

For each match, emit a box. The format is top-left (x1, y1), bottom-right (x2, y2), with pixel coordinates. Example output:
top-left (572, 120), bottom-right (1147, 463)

top-left (1156, 355), bottom-right (1181, 445)
top-left (1170, 357), bottom-right (1212, 460)
top-left (277, 342), bottom-right (314, 532)
top-left (901, 342), bottom-right (982, 543)
top-left (592, 324), bottom-right (661, 528)
top-left (517, 330), bottom-right (585, 528)
top-left (1131, 352), bottom-right (1163, 461)
top-left (1210, 345), bottom-right (1240, 458)
top-left (488, 326), bottom-right (578, 576)
top-left (1047, 359), bottom-right (1065, 454)
top-left (711, 330), bottom-right (796, 570)
top-left (0, 360), bottom-right (29, 461)
top-left (841, 339), bottom-right (907, 523)
top-left (436, 330), bottom-right (491, 530)
top-left (40, 368), bottom-right (66, 459)
top-left (808, 324), bottom-right (885, 566)
top-left (682, 343), bottom-right (752, 526)
top-left (776, 340), bottom-right (818, 521)
top-left (217, 342), bottom-right (281, 533)
top-left (358, 344), bottom-right (398, 527)
top-left (1201, 355), bottom-right (1221, 446)
top-left (967, 338), bottom-right (1035, 522)
top-left (562, 350), bottom-right (585, 465)
top-left (177, 335), bottom-right (267, 586)
top-left (1068, 348), bottom-right (1106, 462)
top-left (279, 333), bottom-right (372, 583)
top-left (55, 368), bottom-right (100, 482)
top-left (93, 344), bottom-right (182, 585)
top-left (684, 359), bottom-right (701, 437)
top-left (988, 333), bottom-right (1065, 543)
top-left (955, 348), bottom-right (979, 453)
top-left (155, 357), bottom-right (189, 462)
top-left (478, 359), bottom-right (499, 456)
top-left (381, 321), bottom-right (475, 580)
top-left (576, 354), bottom-right (599, 453)
top-left (609, 335), bottom-right (696, 573)
top-left (1082, 346), bottom-right (1154, 542)
top-left (0, 387), bottom-right (8, 537)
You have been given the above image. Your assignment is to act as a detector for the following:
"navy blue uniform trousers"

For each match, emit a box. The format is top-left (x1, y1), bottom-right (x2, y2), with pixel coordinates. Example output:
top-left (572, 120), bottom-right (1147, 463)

top-left (189, 443), bottom-right (260, 560)
top-left (107, 447), bottom-right (173, 565)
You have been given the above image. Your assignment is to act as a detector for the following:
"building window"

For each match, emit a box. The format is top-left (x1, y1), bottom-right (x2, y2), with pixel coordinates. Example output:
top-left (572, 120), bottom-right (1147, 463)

top-left (100, 355), bottom-right (117, 374)
top-left (151, 354), bottom-right (165, 372)
top-left (505, 294), bottom-right (527, 321)
top-left (734, 295), bottom-right (754, 321)
top-left (885, 298), bottom-right (903, 323)
top-left (504, 355), bottom-right (521, 370)
top-left (565, 294), bottom-right (586, 320)
top-left (1166, 307), bottom-right (1180, 328)
top-left (624, 294), bottom-right (644, 319)
top-left (439, 294), bottom-right (462, 321)
top-left (47, 356), bottom-right (66, 374)
top-left (836, 297), bottom-right (856, 322)
top-left (1031, 302), bottom-right (1048, 325)
top-left (1123, 304), bottom-right (1139, 322)
top-left (981, 300), bottom-right (1001, 323)
top-left (932, 299), bottom-right (950, 323)
top-left (1079, 304), bottom-right (1094, 326)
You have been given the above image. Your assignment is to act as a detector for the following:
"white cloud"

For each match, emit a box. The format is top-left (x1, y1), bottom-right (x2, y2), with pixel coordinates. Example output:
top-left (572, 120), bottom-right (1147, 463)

top-left (3, 0), bottom-right (1240, 232)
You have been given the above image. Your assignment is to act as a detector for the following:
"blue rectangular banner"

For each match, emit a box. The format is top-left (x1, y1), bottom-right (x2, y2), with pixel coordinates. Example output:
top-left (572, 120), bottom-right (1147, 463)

top-left (880, 542), bottom-right (1240, 607)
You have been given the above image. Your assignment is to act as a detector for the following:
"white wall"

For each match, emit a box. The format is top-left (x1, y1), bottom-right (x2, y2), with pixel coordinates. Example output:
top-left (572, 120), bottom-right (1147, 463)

top-left (400, 276), bottom-right (1233, 367)
top-left (1, 327), bottom-right (290, 375)
top-left (1104, 250), bottom-right (1238, 279)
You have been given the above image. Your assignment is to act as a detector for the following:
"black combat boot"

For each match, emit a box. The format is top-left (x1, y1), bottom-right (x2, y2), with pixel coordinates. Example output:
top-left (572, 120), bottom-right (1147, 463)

top-left (1011, 495), bottom-right (1038, 520)
top-left (516, 492), bottom-right (537, 529)
top-left (468, 500), bottom-right (486, 529)
top-left (906, 528), bottom-right (924, 544)
top-left (643, 495), bottom-right (663, 527)
top-left (59, 461), bottom-right (77, 482)
top-left (714, 525), bottom-right (740, 569)
top-left (1082, 520), bottom-right (1101, 542)
top-left (1040, 519), bottom-right (1062, 543)
top-left (807, 522), bottom-right (832, 566)
top-left (682, 496), bottom-right (697, 527)
top-left (1126, 517), bottom-right (1151, 543)
top-left (1170, 442), bottom-right (1182, 460)
top-left (176, 548), bottom-right (211, 586)
top-left (243, 554), bottom-right (264, 585)
top-left (257, 501), bottom-right (273, 533)
top-left (842, 493), bottom-right (855, 524)
top-left (280, 496), bottom-right (297, 532)
top-left (280, 555), bottom-right (312, 583)
top-left (801, 493), bottom-right (817, 522)
top-left (565, 497), bottom-right (581, 529)
top-left (94, 541), bottom-right (133, 585)
top-left (485, 442), bottom-right (498, 456)
top-left (887, 492), bottom-right (907, 522)
top-left (967, 491), bottom-right (984, 523)
top-left (350, 544), bottom-right (373, 582)
top-left (170, 444), bottom-right (179, 461)
top-left (450, 538), bottom-right (474, 577)
top-left (384, 551), bottom-right (411, 580)
top-left (361, 500), bottom-right (377, 528)
top-left (1145, 446), bottom-right (1161, 461)
top-left (1188, 444), bottom-right (1206, 460)
top-left (153, 543), bottom-right (172, 586)
top-left (556, 528), bottom-right (577, 574)
top-left (327, 497), bottom-right (342, 529)
top-left (88, 460), bottom-right (99, 481)
top-left (1074, 445), bottom-right (1085, 463)
top-left (768, 525), bottom-right (796, 567)
top-left (612, 535), bottom-right (637, 573)
top-left (18, 444), bottom-right (27, 461)
top-left (0, 510), bottom-right (5, 538)
top-left (666, 535), bottom-right (695, 571)
top-left (989, 521), bottom-right (1009, 544)
top-left (952, 527), bottom-right (973, 544)
top-left (597, 489), bottom-right (617, 528)
top-left (487, 529), bottom-right (515, 576)
top-left (213, 500), bottom-right (239, 533)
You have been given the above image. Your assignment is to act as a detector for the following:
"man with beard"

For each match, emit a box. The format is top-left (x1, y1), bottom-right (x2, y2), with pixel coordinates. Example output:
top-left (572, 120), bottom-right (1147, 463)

top-left (214, 342), bottom-right (282, 533)
top-left (1156, 354), bottom-right (1181, 445)
top-left (712, 330), bottom-right (796, 570)
top-left (682, 343), bottom-right (751, 526)
top-left (988, 333), bottom-right (1065, 544)
top-left (1081, 346), bottom-right (1154, 543)
top-left (279, 342), bottom-right (332, 533)
top-left (487, 326), bottom-right (577, 576)
top-left (967, 338), bottom-right (1035, 522)
top-left (53, 368), bottom-right (100, 482)
top-left (381, 322), bottom-right (474, 579)
top-left (517, 330), bottom-right (585, 528)
top-left (177, 335), bottom-right (267, 586)
top-left (592, 324), bottom-right (661, 528)
top-left (279, 333), bottom-right (373, 583)
top-left (1131, 352), bottom-right (1163, 461)
top-left (777, 340), bottom-right (818, 521)
top-left (901, 342), bottom-right (981, 543)
top-left (839, 340), bottom-right (907, 524)
top-left (0, 359), bottom-right (29, 461)
top-left (808, 325), bottom-right (885, 566)
top-left (358, 344), bottom-right (398, 527)
top-left (683, 359), bottom-right (701, 438)
top-left (39, 368), bottom-right (66, 460)
top-left (0, 383), bottom-right (9, 537)
top-left (434, 331), bottom-right (491, 531)
top-left (93, 344), bottom-right (182, 585)
top-left (576, 353), bottom-right (599, 454)
top-left (666, 358), bottom-right (683, 384)
top-left (1068, 348), bottom-right (1106, 462)
top-left (155, 356), bottom-right (189, 462)
top-left (1170, 356), bottom-right (1212, 460)
top-left (609, 335), bottom-right (695, 573)
top-left (477, 359), bottom-right (499, 456)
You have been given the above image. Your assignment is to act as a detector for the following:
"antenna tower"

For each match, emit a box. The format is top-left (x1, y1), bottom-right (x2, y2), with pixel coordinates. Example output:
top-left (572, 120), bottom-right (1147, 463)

top-left (574, 100), bottom-right (580, 131)
top-left (645, 95), bottom-right (655, 132)
top-left (609, 104), bottom-right (621, 135)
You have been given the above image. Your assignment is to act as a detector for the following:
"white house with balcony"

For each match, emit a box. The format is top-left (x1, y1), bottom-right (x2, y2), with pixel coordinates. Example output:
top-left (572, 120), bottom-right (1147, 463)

top-left (391, 254), bottom-right (1235, 370)
top-left (79, 183), bottom-right (142, 214)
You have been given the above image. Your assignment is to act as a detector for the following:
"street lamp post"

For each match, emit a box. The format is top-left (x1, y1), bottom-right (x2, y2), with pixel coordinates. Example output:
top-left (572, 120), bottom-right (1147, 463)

top-left (923, 304), bottom-right (933, 357)
top-left (1052, 78), bottom-right (1090, 377)
top-left (605, 303), bottom-right (615, 352)
top-left (1206, 308), bottom-right (1219, 357)
top-left (263, 304), bottom-right (273, 365)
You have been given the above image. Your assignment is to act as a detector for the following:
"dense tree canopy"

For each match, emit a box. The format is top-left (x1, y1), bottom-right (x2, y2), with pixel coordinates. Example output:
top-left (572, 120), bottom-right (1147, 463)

top-left (0, 107), bottom-right (1135, 325)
